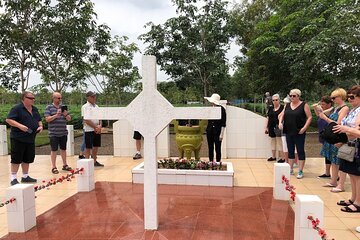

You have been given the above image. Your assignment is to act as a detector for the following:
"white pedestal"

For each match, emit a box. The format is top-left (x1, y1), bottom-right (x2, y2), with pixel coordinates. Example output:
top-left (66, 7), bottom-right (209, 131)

top-left (6, 184), bottom-right (36, 232)
top-left (294, 194), bottom-right (324, 240)
top-left (0, 125), bottom-right (8, 155)
top-left (66, 125), bottom-right (74, 156)
top-left (77, 159), bottom-right (95, 192)
top-left (273, 163), bottom-right (290, 200)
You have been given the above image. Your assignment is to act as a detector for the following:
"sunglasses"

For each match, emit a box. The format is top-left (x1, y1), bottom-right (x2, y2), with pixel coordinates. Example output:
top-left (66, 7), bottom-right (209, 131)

top-left (272, 99), bottom-right (279, 102)
top-left (348, 95), bottom-right (356, 100)
top-left (56, 97), bottom-right (62, 100)
top-left (331, 96), bottom-right (338, 100)
top-left (25, 96), bottom-right (35, 100)
top-left (289, 95), bottom-right (298, 98)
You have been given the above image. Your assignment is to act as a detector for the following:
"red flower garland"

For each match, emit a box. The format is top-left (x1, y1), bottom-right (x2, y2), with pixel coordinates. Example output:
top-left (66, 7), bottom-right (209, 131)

top-left (0, 197), bottom-right (16, 208)
top-left (34, 168), bottom-right (84, 192)
top-left (307, 215), bottom-right (334, 240)
top-left (282, 175), bottom-right (296, 201)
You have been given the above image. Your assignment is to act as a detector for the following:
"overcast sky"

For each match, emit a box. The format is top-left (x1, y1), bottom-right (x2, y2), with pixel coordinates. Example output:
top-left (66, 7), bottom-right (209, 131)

top-left (91, 0), bottom-right (241, 83)
top-left (4, 0), bottom-right (242, 90)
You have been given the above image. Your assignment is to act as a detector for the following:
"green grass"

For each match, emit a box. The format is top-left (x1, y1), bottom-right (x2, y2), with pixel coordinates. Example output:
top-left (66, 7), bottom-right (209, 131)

top-left (6, 129), bottom-right (83, 150)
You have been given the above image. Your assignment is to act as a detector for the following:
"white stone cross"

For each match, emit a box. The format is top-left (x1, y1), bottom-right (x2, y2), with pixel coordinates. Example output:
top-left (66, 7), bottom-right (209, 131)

top-left (84, 55), bottom-right (221, 230)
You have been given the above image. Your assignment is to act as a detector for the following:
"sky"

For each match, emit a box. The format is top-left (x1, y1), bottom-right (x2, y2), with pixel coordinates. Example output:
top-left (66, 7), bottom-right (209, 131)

top-left (2, 0), bottom-right (242, 90)
top-left (90, 0), bottom-right (242, 83)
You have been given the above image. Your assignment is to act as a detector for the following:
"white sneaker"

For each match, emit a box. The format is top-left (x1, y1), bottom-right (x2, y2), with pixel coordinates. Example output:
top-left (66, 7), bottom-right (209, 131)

top-left (296, 171), bottom-right (303, 179)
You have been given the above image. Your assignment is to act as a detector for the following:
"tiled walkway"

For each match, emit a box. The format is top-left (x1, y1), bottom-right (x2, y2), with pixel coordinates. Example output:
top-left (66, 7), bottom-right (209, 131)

top-left (1, 183), bottom-right (294, 240)
top-left (0, 155), bottom-right (359, 239)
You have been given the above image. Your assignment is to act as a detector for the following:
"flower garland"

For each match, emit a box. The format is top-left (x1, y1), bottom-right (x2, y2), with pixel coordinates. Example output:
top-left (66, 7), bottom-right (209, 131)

top-left (34, 168), bottom-right (84, 192)
top-left (281, 175), bottom-right (296, 201)
top-left (0, 198), bottom-right (16, 208)
top-left (307, 215), bottom-right (334, 240)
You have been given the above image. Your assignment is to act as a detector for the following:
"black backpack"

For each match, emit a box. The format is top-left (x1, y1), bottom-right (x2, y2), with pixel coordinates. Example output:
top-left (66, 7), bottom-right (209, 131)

top-left (319, 122), bottom-right (348, 144)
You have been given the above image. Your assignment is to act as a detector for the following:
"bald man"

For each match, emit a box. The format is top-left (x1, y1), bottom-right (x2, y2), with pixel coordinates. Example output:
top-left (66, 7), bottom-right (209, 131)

top-left (44, 92), bottom-right (73, 174)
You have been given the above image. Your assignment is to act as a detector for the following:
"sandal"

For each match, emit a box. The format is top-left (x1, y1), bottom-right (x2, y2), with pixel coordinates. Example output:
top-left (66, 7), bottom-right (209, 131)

top-left (330, 187), bottom-right (345, 193)
top-left (51, 167), bottom-right (59, 174)
top-left (341, 204), bottom-right (360, 213)
top-left (323, 183), bottom-right (336, 187)
top-left (62, 165), bottom-right (72, 171)
top-left (337, 199), bottom-right (354, 206)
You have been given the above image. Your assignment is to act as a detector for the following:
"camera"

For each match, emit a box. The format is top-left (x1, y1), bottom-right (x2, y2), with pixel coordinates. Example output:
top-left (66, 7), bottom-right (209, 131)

top-left (61, 105), bottom-right (68, 112)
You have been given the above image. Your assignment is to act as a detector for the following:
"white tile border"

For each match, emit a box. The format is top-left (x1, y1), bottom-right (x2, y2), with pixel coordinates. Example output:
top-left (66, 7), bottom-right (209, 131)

top-left (132, 161), bottom-right (234, 187)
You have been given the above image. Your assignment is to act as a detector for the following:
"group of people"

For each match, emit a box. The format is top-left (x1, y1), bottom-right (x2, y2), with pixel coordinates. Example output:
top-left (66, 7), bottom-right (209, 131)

top-left (265, 89), bottom-right (312, 179)
top-left (5, 90), bottom-right (227, 186)
top-left (266, 86), bottom-right (360, 213)
top-left (315, 86), bottom-right (360, 213)
top-left (6, 91), bottom-right (106, 186)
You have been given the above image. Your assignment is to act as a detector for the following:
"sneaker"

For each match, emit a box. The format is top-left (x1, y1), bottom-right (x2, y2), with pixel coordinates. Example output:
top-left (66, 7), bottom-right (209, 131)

top-left (317, 174), bottom-right (331, 179)
top-left (133, 153), bottom-right (142, 160)
top-left (94, 161), bottom-right (104, 167)
top-left (267, 157), bottom-right (276, 161)
top-left (290, 169), bottom-right (294, 175)
top-left (21, 176), bottom-right (37, 183)
top-left (10, 179), bottom-right (19, 186)
top-left (78, 155), bottom-right (85, 159)
top-left (297, 171), bottom-right (304, 179)
top-left (277, 159), bottom-right (285, 163)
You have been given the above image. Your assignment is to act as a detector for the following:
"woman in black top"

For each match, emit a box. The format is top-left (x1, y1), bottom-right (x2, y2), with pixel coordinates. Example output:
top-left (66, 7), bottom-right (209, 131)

top-left (204, 93), bottom-right (226, 162)
top-left (279, 89), bottom-right (312, 179)
top-left (265, 94), bottom-right (284, 162)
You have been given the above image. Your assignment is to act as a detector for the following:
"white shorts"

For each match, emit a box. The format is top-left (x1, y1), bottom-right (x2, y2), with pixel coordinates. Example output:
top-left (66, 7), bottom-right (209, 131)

top-left (281, 136), bottom-right (297, 153)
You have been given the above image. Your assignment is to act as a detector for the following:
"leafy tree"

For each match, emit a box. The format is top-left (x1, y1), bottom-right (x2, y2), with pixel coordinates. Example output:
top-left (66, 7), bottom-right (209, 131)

top-left (231, 0), bottom-right (360, 98)
top-left (0, 0), bottom-right (49, 91)
top-left (32, 0), bottom-right (111, 92)
top-left (86, 35), bottom-right (140, 104)
top-left (139, 0), bottom-right (232, 98)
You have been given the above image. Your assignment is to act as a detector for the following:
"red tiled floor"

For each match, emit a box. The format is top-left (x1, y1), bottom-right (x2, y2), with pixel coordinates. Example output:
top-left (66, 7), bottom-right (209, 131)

top-left (1, 182), bottom-right (294, 240)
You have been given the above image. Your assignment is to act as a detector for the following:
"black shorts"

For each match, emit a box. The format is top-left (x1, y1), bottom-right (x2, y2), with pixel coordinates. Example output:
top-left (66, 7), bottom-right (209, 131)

top-left (133, 131), bottom-right (142, 140)
top-left (50, 136), bottom-right (67, 151)
top-left (85, 131), bottom-right (101, 149)
top-left (10, 138), bottom-right (35, 164)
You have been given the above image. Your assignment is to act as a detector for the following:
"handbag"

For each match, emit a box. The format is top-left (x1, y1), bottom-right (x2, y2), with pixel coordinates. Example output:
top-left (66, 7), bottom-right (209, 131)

top-left (274, 125), bottom-right (282, 137)
top-left (337, 144), bottom-right (356, 162)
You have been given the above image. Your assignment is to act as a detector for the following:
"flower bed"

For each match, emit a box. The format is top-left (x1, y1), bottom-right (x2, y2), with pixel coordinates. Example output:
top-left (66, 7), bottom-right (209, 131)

top-left (132, 159), bottom-right (234, 187)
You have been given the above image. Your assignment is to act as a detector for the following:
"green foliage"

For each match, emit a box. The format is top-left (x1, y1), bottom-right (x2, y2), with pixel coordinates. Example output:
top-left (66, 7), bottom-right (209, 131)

top-left (231, 0), bottom-right (360, 97)
top-left (32, 0), bottom-right (111, 92)
top-left (139, 0), bottom-right (232, 98)
top-left (86, 35), bottom-right (141, 105)
top-left (0, 0), bottom-right (49, 91)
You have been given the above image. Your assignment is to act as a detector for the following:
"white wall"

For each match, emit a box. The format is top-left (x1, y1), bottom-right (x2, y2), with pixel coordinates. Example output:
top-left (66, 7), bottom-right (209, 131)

top-left (112, 105), bottom-right (271, 159)
top-left (113, 120), bottom-right (170, 158)
top-left (226, 106), bottom-right (271, 158)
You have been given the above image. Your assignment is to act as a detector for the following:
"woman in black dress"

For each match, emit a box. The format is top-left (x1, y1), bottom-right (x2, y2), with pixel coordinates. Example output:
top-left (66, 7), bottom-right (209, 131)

top-left (204, 93), bottom-right (226, 162)
top-left (265, 94), bottom-right (284, 162)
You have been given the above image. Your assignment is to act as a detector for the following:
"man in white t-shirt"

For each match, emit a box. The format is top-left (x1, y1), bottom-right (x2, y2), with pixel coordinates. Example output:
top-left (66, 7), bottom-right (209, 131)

top-left (81, 91), bottom-right (104, 167)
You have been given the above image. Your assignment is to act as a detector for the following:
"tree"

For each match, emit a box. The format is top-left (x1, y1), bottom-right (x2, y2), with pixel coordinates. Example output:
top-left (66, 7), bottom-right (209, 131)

top-left (86, 35), bottom-right (140, 104)
top-left (231, 0), bottom-right (360, 97)
top-left (0, 0), bottom-right (49, 91)
top-left (32, 0), bottom-right (111, 92)
top-left (139, 0), bottom-right (232, 98)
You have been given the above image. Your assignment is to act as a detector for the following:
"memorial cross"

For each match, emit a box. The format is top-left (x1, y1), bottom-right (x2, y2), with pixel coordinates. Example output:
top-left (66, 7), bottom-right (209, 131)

top-left (84, 55), bottom-right (220, 229)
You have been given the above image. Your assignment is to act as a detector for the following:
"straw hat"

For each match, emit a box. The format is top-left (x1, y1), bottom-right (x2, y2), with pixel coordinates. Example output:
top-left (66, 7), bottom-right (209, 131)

top-left (204, 93), bottom-right (221, 105)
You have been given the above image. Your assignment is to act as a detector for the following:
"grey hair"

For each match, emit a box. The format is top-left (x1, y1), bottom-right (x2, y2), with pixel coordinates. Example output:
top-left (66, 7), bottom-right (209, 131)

top-left (272, 94), bottom-right (280, 99)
